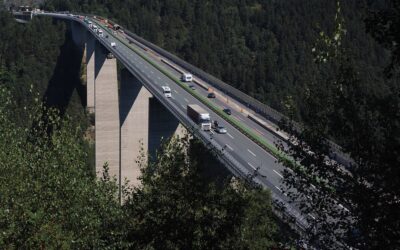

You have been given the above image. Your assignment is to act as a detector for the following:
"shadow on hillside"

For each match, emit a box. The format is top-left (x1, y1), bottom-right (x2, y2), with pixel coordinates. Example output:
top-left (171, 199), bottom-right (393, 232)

top-left (43, 29), bottom-right (86, 116)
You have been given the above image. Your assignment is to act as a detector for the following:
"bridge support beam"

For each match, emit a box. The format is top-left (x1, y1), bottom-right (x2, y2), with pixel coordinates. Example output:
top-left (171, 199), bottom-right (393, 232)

top-left (94, 42), bottom-right (120, 180)
top-left (86, 34), bottom-right (95, 113)
top-left (119, 69), bottom-right (186, 187)
top-left (89, 42), bottom-right (186, 188)
top-left (120, 69), bottom-right (152, 187)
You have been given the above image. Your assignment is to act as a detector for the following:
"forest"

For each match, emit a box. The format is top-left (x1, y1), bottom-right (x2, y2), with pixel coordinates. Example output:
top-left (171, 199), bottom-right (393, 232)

top-left (1, 0), bottom-right (399, 249)
top-left (0, 7), bottom-right (285, 249)
top-left (42, 0), bottom-right (393, 121)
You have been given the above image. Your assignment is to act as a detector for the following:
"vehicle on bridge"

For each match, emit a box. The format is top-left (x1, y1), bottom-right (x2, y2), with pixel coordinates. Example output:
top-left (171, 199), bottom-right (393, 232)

top-left (215, 125), bottom-right (227, 134)
top-left (187, 104), bottom-right (211, 131)
top-left (110, 42), bottom-right (116, 48)
top-left (97, 29), bottom-right (103, 37)
top-left (162, 86), bottom-right (172, 98)
top-left (223, 108), bottom-right (232, 115)
top-left (181, 72), bottom-right (192, 82)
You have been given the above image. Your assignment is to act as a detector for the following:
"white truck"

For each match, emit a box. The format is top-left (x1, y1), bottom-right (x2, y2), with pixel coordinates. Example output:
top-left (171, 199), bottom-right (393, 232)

top-left (181, 73), bottom-right (193, 82)
top-left (97, 29), bottom-right (103, 37)
top-left (187, 104), bottom-right (211, 131)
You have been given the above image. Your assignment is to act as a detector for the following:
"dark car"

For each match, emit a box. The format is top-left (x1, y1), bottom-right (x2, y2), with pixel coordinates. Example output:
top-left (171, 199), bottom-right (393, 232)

top-left (105, 35), bottom-right (109, 38)
top-left (189, 85), bottom-right (196, 90)
top-left (213, 120), bottom-right (219, 128)
top-left (223, 108), bottom-right (232, 115)
top-left (207, 92), bottom-right (216, 98)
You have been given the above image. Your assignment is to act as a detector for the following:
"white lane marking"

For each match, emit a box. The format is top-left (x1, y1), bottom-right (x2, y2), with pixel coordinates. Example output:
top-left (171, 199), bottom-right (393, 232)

top-left (227, 133), bottom-right (234, 139)
top-left (150, 70), bottom-right (154, 74)
top-left (275, 186), bottom-right (282, 192)
top-left (273, 169), bottom-right (283, 178)
top-left (180, 104), bottom-right (185, 109)
top-left (247, 162), bottom-right (256, 170)
top-left (157, 76), bottom-right (161, 80)
top-left (174, 90), bottom-right (178, 94)
top-left (308, 214), bottom-right (316, 220)
top-left (184, 98), bottom-right (189, 103)
top-left (247, 149), bottom-right (256, 157)
top-left (226, 144), bottom-right (234, 151)
top-left (171, 96), bottom-right (175, 100)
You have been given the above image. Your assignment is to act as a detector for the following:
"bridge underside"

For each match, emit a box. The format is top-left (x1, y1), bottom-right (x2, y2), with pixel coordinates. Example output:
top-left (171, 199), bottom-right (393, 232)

top-left (77, 28), bottom-right (185, 189)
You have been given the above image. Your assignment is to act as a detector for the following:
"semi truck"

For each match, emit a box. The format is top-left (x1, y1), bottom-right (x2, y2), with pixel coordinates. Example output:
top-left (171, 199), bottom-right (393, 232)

top-left (187, 104), bottom-right (211, 131)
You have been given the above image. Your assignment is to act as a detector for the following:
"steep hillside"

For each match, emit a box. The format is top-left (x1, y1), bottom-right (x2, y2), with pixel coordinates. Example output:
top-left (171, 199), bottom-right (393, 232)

top-left (42, 0), bottom-right (389, 120)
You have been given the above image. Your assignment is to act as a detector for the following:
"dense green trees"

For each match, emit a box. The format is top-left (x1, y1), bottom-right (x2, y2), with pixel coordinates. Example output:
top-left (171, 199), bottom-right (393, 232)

top-left (0, 81), bottom-right (280, 248)
top-left (124, 137), bottom-right (278, 249)
top-left (41, 0), bottom-right (388, 121)
top-left (279, 2), bottom-right (400, 249)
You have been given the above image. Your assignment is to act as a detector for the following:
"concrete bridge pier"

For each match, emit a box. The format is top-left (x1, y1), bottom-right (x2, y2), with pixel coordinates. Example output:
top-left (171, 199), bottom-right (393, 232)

top-left (88, 38), bottom-right (186, 189)
top-left (120, 69), bottom-right (152, 187)
top-left (85, 34), bottom-right (95, 113)
top-left (119, 69), bottom-right (186, 187)
top-left (94, 42), bottom-right (120, 180)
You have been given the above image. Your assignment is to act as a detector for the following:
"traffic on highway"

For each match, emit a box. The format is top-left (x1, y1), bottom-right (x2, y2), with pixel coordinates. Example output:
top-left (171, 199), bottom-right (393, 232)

top-left (37, 11), bottom-right (321, 235)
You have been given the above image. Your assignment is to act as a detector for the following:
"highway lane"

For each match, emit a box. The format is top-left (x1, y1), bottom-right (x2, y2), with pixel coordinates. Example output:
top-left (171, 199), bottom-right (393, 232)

top-left (91, 19), bottom-right (309, 226)
top-left (38, 13), bottom-right (310, 229)
top-left (118, 30), bottom-right (289, 150)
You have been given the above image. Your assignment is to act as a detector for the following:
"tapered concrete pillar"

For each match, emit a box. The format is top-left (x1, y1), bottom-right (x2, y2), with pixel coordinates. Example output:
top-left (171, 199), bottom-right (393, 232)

top-left (95, 42), bottom-right (120, 179)
top-left (120, 69), bottom-right (152, 187)
top-left (86, 34), bottom-right (95, 113)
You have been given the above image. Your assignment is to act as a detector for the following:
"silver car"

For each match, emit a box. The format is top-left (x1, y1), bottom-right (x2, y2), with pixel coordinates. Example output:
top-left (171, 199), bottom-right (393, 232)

top-left (215, 125), bottom-right (227, 134)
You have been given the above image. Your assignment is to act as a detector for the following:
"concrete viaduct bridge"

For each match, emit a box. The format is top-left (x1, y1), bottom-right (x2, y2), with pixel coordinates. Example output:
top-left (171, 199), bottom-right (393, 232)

top-left (13, 10), bottom-right (353, 235)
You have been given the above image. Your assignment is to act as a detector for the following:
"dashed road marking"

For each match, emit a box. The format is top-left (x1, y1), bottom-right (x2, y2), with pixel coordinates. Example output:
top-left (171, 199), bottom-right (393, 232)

top-left (247, 162), bottom-right (256, 170)
top-left (227, 133), bottom-right (234, 139)
top-left (226, 144), bottom-right (233, 151)
top-left (174, 90), bottom-right (178, 94)
top-left (184, 98), bottom-right (189, 103)
top-left (248, 149), bottom-right (256, 157)
top-left (275, 186), bottom-right (282, 192)
top-left (255, 128), bottom-right (265, 136)
top-left (273, 169), bottom-right (283, 178)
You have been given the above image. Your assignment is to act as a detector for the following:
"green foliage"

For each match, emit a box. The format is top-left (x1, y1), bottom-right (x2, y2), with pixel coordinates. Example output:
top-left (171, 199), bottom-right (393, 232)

top-left (0, 83), bottom-right (129, 249)
top-left (123, 136), bottom-right (278, 249)
top-left (42, 0), bottom-right (388, 121)
top-left (279, 2), bottom-right (400, 249)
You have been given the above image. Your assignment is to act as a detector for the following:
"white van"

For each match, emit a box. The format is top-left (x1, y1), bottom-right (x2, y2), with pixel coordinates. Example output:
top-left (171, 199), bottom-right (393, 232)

top-left (162, 86), bottom-right (172, 98)
top-left (181, 73), bottom-right (193, 82)
top-left (97, 29), bottom-right (103, 37)
top-left (110, 42), bottom-right (116, 48)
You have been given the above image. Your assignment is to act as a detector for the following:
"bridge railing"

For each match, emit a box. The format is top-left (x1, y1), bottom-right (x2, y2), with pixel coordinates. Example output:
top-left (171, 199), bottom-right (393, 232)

top-left (86, 14), bottom-right (352, 167)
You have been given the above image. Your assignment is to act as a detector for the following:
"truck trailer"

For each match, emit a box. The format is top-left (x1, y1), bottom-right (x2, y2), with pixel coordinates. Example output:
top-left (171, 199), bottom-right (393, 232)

top-left (187, 104), bottom-right (211, 131)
